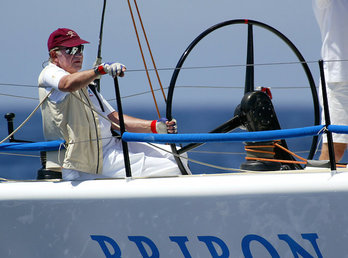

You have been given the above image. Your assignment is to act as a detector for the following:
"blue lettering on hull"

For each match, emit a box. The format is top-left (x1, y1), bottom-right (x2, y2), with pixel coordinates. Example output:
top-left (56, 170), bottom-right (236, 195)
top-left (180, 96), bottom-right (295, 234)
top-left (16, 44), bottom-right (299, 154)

top-left (91, 233), bottom-right (322, 258)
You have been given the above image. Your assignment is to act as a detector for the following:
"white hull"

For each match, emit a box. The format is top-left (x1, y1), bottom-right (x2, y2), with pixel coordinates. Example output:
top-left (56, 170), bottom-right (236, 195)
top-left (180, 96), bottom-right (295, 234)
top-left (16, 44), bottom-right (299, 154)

top-left (1, 169), bottom-right (347, 257)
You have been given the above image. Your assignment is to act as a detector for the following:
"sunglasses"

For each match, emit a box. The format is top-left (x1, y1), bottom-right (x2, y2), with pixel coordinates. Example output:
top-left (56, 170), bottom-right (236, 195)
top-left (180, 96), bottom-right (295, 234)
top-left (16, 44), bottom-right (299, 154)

top-left (57, 45), bottom-right (84, 55)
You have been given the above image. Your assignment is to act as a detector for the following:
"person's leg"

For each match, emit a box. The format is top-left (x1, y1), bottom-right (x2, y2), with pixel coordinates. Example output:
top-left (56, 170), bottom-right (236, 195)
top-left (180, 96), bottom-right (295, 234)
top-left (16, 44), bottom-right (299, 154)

top-left (319, 82), bottom-right (348, 162)
top-left (319, 142), bottom-right (347, 162)
top-left (128, 142), bottom-right (191, 176)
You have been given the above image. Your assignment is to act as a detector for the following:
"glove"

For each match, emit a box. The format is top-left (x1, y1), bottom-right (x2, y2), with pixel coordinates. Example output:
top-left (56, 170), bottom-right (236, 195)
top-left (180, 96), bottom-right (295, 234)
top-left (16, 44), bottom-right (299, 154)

top-left (151, 118), bottom-right (177, 134)
top-left (94, 62), bottom-right (126, 77)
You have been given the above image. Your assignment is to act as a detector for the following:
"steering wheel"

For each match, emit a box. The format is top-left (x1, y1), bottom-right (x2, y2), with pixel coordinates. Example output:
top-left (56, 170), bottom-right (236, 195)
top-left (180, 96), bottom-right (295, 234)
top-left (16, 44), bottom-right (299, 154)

top-left (166, 19), bottom-right (319, 175)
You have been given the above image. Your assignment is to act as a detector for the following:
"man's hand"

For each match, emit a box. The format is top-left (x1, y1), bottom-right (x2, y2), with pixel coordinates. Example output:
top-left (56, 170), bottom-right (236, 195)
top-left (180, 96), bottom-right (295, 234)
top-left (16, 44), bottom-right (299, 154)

top-left (151, 118), bottom-right (177, 134)
top-left (94, 62), bottom-right (126, 77)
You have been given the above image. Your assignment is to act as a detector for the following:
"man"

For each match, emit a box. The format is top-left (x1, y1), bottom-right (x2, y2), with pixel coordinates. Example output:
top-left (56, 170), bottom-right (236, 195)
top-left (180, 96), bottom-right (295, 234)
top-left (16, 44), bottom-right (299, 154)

top-left (38, 28), bottom-right (188, 180)
top-left (313, 0), bottom-right (348, 161)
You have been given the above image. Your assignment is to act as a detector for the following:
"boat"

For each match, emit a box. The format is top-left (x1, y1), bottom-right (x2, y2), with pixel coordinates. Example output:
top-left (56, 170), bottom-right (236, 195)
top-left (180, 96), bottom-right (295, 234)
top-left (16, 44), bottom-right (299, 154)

top-left (0, 3), bottom-right (346, 257)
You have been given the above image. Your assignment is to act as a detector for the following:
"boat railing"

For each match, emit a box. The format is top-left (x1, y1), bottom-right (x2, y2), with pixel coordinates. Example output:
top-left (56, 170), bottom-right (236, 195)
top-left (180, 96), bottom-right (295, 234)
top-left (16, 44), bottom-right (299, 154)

top-left (0, 124), bottom-right (330, 152)
top-left (122, 125), bottom-right (326, 144)
top-left (0, 124), bottom-right (346, 166)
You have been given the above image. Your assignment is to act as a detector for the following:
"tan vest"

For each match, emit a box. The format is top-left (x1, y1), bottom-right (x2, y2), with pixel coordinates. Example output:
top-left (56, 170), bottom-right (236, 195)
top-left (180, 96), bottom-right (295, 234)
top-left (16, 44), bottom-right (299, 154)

top-left (38, 87), bottom-right (103, 174)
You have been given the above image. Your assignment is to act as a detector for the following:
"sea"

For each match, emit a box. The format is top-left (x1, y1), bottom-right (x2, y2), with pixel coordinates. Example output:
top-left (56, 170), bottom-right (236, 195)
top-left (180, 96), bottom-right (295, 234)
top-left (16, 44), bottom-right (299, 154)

top-left (0, 105), bottom-right (333, 180)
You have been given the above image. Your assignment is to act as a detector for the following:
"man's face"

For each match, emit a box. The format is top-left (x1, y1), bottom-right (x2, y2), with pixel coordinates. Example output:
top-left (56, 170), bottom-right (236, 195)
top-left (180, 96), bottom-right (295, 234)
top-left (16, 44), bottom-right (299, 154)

top-left (52, 45), bottom-right (84, 73)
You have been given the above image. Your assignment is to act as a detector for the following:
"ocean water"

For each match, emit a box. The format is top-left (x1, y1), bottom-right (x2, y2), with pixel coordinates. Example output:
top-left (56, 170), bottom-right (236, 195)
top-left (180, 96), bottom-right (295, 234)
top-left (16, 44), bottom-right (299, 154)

top-left (0, 105), bottom-right (324, 180)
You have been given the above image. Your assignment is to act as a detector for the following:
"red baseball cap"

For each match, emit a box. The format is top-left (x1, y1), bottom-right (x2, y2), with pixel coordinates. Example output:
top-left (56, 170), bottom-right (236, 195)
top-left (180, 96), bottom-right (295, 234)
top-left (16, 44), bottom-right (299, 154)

top-left (47, 28), bottom-right (89, 51)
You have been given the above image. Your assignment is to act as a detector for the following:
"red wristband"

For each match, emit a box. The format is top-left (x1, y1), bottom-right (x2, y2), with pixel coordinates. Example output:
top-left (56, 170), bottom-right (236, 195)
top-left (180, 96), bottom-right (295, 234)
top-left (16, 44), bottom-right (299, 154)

top-left (97, 65), bottom-right (107, 75)
top-left (151, 120), bottom-right (157, 133)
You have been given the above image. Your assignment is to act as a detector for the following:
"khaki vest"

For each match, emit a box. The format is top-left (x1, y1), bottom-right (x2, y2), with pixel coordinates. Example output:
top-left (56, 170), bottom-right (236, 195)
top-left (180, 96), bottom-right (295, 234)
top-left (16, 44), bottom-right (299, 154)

top-left (38, 87), bottom-right (103, 174)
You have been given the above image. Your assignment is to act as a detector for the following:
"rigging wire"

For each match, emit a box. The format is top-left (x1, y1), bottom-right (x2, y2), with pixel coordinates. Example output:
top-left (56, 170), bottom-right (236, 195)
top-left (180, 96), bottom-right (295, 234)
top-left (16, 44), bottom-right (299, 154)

top-left (0, 84), bottom-right (317, 104)
top-left (0, 93), bottom-right (38, 101)
top-left (0, 59), bottom-right (345, 86)
top-left (106, 58), bottom-right (348, 73)
top-left (94, 0), bottom-right (107, 92)
top-left (0, 89), bottom-right (53, 145)
top-left (0, 57), bottom-right (344, 93)
top-left (0, 58), bottom-right (323, 102)
top-left (146, 142), bottom-right (244, 172)
top-left (132, 0), bottom-right (167, 102)
top-left (126, 0), bottom-right (161, 118)
top-left (0, 95), bottom-right (316, 170)
top-left (0, 152), bottom-right (40, 158)
top-left (0, 81), bottom-right (317, 170)
top-left (0, 58), bottom-right (330, 170)
top-left (0, 83), bottom-right (318, 107)
top-left (0, 83), bottom-right (38, 88)
top-left (244, 140), bottom-right (345, 168)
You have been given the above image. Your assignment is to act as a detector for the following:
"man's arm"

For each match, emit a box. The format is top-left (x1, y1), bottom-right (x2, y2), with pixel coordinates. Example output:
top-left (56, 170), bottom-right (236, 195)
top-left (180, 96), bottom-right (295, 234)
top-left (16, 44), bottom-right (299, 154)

top-left (58, 70), bottom-right (97, 92)
top-left (108, 111), bottom-right (152, 133)
top-left (108, 111), bottom-right (177, 134)
top-left (58, 63), bottom-right (126, 92)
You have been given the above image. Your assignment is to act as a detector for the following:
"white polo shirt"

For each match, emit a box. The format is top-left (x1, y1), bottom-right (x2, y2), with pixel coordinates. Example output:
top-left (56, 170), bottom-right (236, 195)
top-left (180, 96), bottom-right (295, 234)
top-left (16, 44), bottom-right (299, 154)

top-left (38, 62), bottom-right (116, 148)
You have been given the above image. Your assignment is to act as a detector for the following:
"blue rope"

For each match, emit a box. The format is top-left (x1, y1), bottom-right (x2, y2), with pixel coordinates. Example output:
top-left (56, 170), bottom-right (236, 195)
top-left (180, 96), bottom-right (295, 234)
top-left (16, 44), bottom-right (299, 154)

top-left (0, 140), bottom-right (65, 152)
top-left (2, 125), bottom-right (347, 151)
top-left (123, 125), bottom-right (326, 144)
top-left (327, 125), bottom-right (348, 134)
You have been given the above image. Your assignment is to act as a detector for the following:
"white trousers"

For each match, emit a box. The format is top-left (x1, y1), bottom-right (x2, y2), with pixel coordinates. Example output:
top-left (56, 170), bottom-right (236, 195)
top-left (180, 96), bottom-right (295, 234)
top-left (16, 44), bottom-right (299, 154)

top-left (62, 139), bottom-right (190, 180)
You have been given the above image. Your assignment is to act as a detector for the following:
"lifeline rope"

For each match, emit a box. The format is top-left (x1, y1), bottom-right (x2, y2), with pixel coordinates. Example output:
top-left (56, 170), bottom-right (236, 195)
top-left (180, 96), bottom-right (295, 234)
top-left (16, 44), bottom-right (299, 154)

top-left (146, 142), bottom-right (244, 172)
top-left (0, 85), bottom-right (316, 104)
top-left (70, 91), bottom-right (120, 130)
top-left (0, 89), bottom-right (54, 145)
top-left (244, 140), bottom-right (346, 168)
top-left (0, 152), bottom-right (40, 158)
top-left (0, 87), bottom-right (121, 148)
top-left (244, 140), bottom-right (307, 165)
top-left (0, 85), bottom-right (244, 172)
top-left (0, 85), bottom-right (325, 172)
top-left (0, 93), bottom-right (342, 171)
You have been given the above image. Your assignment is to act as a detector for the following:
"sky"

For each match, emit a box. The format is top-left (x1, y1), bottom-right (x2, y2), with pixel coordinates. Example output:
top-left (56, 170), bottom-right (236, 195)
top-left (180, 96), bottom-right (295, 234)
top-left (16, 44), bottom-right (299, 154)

top-left (0, 0), bottom-right (321, 112)
top-left (0, 0), bottom-right (324, 135)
